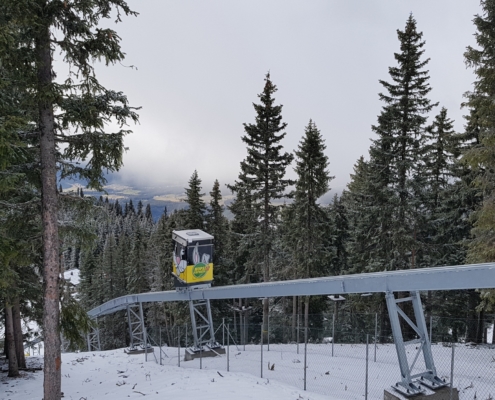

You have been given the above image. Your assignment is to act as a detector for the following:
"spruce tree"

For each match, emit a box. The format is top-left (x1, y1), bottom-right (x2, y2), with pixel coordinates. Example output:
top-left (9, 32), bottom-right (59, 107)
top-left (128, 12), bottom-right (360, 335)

top-left (225, 183), bottom-right (256, 286)
top-left (328, 193), bottom-right (349, 274)
top-left (184, 170), bottom-right (207, 230)
top-left (145, 203), bottom-right (153, 222)
top-left (0, 2), bottom-right (139, 396)
top-left (363, 14), bottom-right (435, 271)
top-left (228, 73), bottom-right (293, 338)
top-left (284, 120), bottom-right (332, 330)
top-left (420, 108), bottom-right (465, 267)
top-left (462, 0), bottom-right (495, 311)
top-left (206, 180), bottom-right (229, 284)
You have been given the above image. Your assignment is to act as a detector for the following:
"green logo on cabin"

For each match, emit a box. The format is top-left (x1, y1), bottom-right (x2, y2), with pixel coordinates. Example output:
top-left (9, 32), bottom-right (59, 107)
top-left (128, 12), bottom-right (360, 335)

top-left (192, 263), bottom-right (208, 279)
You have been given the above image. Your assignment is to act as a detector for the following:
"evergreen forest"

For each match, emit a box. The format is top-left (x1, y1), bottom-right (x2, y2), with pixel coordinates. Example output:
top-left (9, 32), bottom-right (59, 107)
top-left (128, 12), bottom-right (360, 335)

top-left (2, 4), bottom-right (495, 397)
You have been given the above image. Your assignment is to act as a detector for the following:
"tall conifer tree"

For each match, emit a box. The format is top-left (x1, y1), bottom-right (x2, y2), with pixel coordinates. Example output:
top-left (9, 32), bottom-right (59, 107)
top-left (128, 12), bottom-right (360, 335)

top-left (228, 73), bottom-right (293, 337)
top-left (285, 120), bottom-right (332, 329)
top-left (462, 0), bottom-right (495, 311)
top-left (361, 14), bottom-right (435, 271)
top-left (184, 170), bottom-right (206, 230)
top-left (0, 2), bottom-right (139, 397)
top-left (206, 180), bottom-right (228, 283)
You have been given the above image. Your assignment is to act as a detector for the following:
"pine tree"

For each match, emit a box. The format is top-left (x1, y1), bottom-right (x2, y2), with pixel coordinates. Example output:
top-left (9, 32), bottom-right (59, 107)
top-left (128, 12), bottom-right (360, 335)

top-left (184, 170), bottom-right (207, 230)
top-left (228, 73), bottom-right (294, 339)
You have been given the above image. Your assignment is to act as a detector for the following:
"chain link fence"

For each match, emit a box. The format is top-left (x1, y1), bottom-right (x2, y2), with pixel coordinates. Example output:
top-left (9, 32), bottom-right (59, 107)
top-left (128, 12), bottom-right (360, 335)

top-left (137, 312), bottom-right (495, 400)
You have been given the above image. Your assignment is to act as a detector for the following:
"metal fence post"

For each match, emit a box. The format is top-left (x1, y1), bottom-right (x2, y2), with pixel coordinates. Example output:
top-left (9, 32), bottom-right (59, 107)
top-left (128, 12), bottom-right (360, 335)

top-left (261, 324), bottom-right (264, 378)
top-left (222, 317), bottom-right (225, 346)
top-left (200, 345), bottom-right (203, 369)
top-left (186, 324), bottom-right (188, 349)
top-left (178, 326), bottom-right (181, 368)
top-left (159, 327), bottom-right (162, 366)
top-left (138, 302), bottom-right (148, 362)
top-left (374, 313), bottom-right (377, 362)
top-left (241, 311), bottom-right (249, 351)
top-left (304, 326), bottom-right (307, 391)
top-left (227, 324), bottom-right (230, 372)
top-left (332, 313), bottom-right (335, 357)
top-left (450, 342), bottom-right (455, 400)
top-left (267, 312), bottom-right (270, 352)
top-left (297, 314), bottom-right (300, 354)
top-left (430, 315), bottom-right (433, 343)
top-left (365, 334), bottom-right (369, 400)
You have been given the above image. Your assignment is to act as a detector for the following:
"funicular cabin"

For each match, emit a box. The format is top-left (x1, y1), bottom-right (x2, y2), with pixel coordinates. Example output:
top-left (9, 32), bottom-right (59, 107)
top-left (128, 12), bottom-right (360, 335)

top-left (172, 229), bottom-right (214, 289)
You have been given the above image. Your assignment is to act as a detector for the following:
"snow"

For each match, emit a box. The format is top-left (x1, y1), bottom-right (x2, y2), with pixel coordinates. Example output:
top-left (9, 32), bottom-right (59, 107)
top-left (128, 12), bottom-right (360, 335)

top-left (63, 268), bottom-right (80, 286)
top-left (0, 349), bottom-right (333, 400)
top-left (488, 324), bottom-right (494, 344)
top-left (2, 342), bottom-right (494, 400)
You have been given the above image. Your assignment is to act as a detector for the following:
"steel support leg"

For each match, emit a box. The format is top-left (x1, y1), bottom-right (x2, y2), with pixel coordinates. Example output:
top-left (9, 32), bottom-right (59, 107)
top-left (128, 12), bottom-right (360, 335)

top-left (86, 328), bottom-right (101, 351)
top-left (386, 291), bottom-right (448, 397)
top-left (86, 324), bottom-right (101, 352)
top-left (126, 303), bottom-right (146, 350)
top-left (188, 299), bottom-right (217, 350)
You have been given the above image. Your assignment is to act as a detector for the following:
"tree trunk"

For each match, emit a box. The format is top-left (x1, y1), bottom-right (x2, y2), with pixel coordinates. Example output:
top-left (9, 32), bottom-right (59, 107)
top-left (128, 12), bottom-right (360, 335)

top-left (13, 297), bottom-right (26, 369)
top-left (5, 304), bottom-right (19, 378)
top-left (37, 23), bottom-right (62, 400)
top-left (466, 289), bottom-right (479, 343)
top-left (3, 310), bottom-right (9, 358)
top-left (380, 298), bottom-right (389, 344)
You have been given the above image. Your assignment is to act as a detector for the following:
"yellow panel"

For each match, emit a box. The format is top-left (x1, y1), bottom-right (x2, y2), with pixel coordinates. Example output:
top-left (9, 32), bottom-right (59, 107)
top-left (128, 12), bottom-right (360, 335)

top-left (173, 262), bottom-right (213, 284)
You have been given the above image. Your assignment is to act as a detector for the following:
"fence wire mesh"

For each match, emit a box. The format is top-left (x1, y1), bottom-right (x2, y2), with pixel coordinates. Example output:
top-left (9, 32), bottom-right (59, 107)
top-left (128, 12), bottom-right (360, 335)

top-left (112, 312), bottom-right (495, 400)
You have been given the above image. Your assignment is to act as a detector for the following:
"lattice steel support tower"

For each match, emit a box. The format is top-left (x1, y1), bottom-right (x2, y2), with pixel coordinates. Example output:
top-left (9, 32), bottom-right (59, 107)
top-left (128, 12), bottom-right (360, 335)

top-left (126, 302), bottom-right (148, 350)
top-left (188, 297), bottom-right (216, 350)
top-left (385, 291), bottom-right (448, 396)
top-left (86, 323), bottom-right (101, 352)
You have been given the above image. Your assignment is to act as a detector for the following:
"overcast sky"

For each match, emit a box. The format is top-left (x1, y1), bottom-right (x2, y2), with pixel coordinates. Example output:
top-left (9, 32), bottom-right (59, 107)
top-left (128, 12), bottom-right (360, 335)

top-left (87, 1), bottom-right (481, 202)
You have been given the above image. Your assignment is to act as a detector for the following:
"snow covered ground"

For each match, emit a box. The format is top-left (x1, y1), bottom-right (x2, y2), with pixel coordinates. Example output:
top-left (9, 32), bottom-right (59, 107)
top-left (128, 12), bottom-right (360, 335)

top-left (0, 349), bottom-right (333, 400)
top-left (1, 342), bottom-right (494, 400)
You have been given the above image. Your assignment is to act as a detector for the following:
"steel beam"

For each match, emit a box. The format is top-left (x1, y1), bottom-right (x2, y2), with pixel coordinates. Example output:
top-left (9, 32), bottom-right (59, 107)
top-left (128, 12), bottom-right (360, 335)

top-left (89, 263), bottom-right (495, 318)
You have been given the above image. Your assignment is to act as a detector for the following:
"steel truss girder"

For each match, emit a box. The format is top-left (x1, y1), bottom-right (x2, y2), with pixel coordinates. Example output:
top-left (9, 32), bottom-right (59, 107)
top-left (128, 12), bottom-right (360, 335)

top-left (189, 299), bottom-right (217, 350)
top-left (126, 303), bottom-right (148, 350)
top-left (386, 291), bottom-right (448, 397)
top-left (88, 263), bottom-right (495, 318)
